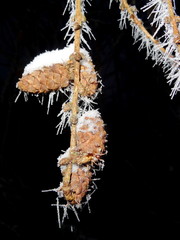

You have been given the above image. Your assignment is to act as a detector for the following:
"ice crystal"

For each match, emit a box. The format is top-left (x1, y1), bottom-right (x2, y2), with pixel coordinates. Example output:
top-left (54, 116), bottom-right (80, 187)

top-left (62, 0), bottom-right (95, 49)
top-left (109, 0), bottom-right (113, 9)
top-left (76, 109), bottom-right (101, 133)
top-left (22, 45), bottom-right (74, 76)
top-left (47, 92), bottom-right (56, 114)
top-left (119, 9), bottom-right (128, 30)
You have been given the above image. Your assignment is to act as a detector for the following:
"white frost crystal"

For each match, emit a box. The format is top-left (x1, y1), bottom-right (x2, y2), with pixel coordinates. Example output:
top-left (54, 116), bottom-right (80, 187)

top-left (77, 109), bottom-right (101, 133)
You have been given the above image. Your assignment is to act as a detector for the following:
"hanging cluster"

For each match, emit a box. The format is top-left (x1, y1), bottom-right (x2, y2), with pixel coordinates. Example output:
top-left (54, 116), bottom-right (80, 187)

top-left (16, 46), bottom-right (106, 225)
top-left (17, 0), bottom-right (180, 228)
top-left (16, 0), bottom-right (107, 227)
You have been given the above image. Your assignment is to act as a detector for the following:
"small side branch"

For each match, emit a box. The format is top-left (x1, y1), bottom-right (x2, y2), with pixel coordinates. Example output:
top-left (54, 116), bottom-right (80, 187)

top-left (120, 0), bottom-right (167, 54)
top-left (65, 0), bottom-right (83, 197)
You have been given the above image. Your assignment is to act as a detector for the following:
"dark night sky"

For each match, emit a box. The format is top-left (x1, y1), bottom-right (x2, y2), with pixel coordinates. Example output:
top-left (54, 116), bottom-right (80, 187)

top-left (1, 0), bottom-right (180, 239)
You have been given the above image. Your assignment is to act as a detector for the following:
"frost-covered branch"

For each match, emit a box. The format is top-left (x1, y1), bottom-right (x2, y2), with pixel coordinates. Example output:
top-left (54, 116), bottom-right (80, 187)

top-left (120, 0), bottom-right (166, 53)
top-left (112, 0), bottom-right (180, 97)
top-left (62, 0), bottom-right (95, 49)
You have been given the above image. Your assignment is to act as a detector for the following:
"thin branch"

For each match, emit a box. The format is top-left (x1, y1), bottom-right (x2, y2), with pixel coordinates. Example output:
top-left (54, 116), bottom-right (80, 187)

top-left (63, 0), bottom-right (84, 197)
top-left (121, 0), bottom-right (167, 54)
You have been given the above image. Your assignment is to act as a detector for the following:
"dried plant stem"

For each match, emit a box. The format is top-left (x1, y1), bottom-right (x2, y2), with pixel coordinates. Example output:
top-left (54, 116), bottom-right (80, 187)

top-left (65, 0), bottom-right (83, 186)
top-left (121, 0), bottom-right (166, 54)
top-left (70, 64), bottom-right (79, 151)
top-left (70, 0), bottom-right (82, 151)
top-left (166, 0), bottom-right (180, 49)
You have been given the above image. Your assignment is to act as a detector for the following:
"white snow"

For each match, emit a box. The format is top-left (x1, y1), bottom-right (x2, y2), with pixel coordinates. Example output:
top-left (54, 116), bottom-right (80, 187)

top-left (79, 109), bottom-right (101, 120)
top-left (80, 59), bottom-right (93, 73)
top-left (57, 148), bottom-right (70, 164)
top-left (72, 164), bottom-right (89, 172)
top-left (77, 109), bottom-right (101, 133)
top-left (22, 44), bottom-right (91, 76)
top-left (72, 164), bottom-right (79, 172)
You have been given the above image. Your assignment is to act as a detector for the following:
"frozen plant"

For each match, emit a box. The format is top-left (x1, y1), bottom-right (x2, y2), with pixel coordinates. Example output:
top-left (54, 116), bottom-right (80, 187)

top-left (16, 0), bottom-right (107, 228)
top-left (15, 0), bottom-right (180, 229)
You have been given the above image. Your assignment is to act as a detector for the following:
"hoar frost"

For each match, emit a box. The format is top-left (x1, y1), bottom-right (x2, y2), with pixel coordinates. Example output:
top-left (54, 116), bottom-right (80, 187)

top-left (116, 0), bottom-right (180, 97)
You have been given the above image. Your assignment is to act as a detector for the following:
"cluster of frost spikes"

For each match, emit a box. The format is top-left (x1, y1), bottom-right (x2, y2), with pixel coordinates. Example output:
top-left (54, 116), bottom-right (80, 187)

top-left (62, 0), bottom-right (95, 49)
top-left (116, 0), bottom-right (180, 97)
top-left (141, 0), bottom-right (177, 59)
top-left (141, 0), bottom-right (180, 97)
top-left (118, 5), bottom-right (164, 63)
top-left (51, 177), bottom-right (98, 228)
top-left (56, 90), bottom-right (101, 134)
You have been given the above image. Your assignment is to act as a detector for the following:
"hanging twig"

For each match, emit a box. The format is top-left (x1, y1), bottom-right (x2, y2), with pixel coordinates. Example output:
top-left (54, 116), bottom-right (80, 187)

top-left (70, 0), bottom-right (83, 151)
top-left (62, 0), bottom-right (84, 201)
top-left (166, 0), bottom-right (180, 50)
top-left (120, 0), bottom-right (167, 54)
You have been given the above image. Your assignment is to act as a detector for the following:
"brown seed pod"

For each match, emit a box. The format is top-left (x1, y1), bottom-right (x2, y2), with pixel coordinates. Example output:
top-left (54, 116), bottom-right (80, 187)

top-left (61, 165), bottom-right (92, 205)
top-left (79, 61), bottom-right (98, 96)
top-left (76, 112), bottom-right (107, 157)
top-left (65, 56), bottom-right (99, 96)
top-left (17, 64), bottom-right (70, 93)
top-left (18, 53), bottom-right (98, 96)
top-left (58, 110), bottom-right (107, 205)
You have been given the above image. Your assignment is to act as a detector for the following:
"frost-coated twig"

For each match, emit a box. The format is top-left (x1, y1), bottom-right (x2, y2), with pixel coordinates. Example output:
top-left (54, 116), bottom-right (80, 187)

top-left (115, 0), bottom-right (180, 98)
top-left (120, 0), bottom-right (166, 53)
top-left (115, 0), bottom-right (180, 97)
top-left (62, 0), bottom-right (84, 196)
top-left (142, 0), bottom-right (180, 96)
top-left (62, 0), bottom-right (94, 49)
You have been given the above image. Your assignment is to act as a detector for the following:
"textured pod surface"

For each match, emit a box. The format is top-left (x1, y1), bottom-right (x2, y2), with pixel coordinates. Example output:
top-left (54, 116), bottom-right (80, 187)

top-left (17, 53), bottom-right (98, 96)
top-left (77, 113), bottom-right (106, 156)
top-left (65, 57), bottom-right (99, 96)
top-left (58, 109), bottom-right (107, 205)
top-left (79, 61), bottom-right (98, 96)
top-left (61, 165), bottom-right (92, 205)
top-left (17, 64), bottom-right (70, 93)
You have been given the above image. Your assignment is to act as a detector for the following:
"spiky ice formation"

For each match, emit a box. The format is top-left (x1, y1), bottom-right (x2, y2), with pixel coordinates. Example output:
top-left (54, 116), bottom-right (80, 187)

top-left (114, 0), bottom-right (180, 97)
top-left (62, 0), bottom-right (95, 49)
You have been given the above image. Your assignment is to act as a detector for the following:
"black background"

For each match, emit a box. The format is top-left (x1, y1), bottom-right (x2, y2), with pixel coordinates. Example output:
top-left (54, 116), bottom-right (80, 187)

top-left (0, 0), bottom-right (180, 239)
